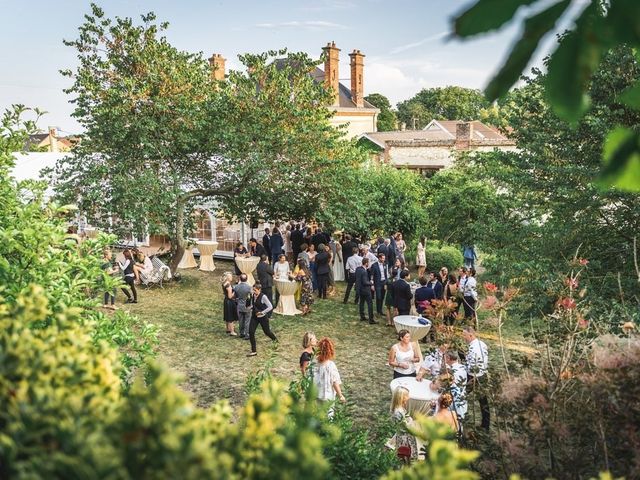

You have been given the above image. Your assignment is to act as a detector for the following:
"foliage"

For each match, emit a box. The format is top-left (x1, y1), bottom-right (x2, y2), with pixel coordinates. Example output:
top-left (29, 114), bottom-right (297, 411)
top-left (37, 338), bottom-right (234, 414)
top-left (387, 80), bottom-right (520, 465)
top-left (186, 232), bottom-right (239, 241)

top-left (55, 4), bottom-right (363, 273)
top-left (396, 86), bottom-right (503, 129)
top-left (454, 0), bottom-right (640, 191)
top-left (423, 242), bottom-right (464, 273)
top-left (365, 93), bottom-right (398, 131)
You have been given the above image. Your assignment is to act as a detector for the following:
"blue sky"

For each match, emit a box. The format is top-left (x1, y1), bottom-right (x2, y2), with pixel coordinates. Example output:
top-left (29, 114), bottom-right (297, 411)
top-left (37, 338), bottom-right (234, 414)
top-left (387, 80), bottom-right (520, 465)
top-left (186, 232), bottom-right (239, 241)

top-left (0, 0), bottom-right (563, 133)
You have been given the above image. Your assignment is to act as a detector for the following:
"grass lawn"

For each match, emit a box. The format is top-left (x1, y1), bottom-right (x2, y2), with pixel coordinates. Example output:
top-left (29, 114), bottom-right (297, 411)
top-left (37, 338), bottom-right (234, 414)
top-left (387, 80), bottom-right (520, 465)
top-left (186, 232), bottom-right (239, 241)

top-left (124, 260), bottom-right (535, 423)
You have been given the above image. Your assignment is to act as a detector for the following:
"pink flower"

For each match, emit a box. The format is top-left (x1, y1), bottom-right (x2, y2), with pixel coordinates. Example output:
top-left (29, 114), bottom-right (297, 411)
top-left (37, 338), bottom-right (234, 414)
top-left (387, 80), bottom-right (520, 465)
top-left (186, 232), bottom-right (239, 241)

top-left (484, 282), bottom-right (498, 293)
top-left (578, 316), bottom-right (589, 329)
top-left (579, 258), bottom-right (589, 266)
top-left (482, 295), bottom-right (498, 309)
top-left (559, 297), bottom-right (577, 310)
top-left (565, 277), bottom-right (579, 289)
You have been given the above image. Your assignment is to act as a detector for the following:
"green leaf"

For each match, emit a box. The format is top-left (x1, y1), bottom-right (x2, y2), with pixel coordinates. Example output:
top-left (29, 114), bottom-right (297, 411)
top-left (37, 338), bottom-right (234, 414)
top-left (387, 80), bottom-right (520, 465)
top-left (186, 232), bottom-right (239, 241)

top-left (485, 0), bottom-right (571, 101)
top-left (545, 2), bottom-right (602, 123)
top-left (454, 0), bottom-right (537, 37)
top-left (599, 126), bottom-right (640, 191)
top-left (618, 79), bottom-right (640, 109)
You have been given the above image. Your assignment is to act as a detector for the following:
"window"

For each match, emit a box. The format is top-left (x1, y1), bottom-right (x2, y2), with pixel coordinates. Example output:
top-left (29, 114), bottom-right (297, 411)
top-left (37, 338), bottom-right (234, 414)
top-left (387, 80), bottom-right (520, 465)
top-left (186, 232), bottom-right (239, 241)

top-left (194, 209), bottom-right (213, 241)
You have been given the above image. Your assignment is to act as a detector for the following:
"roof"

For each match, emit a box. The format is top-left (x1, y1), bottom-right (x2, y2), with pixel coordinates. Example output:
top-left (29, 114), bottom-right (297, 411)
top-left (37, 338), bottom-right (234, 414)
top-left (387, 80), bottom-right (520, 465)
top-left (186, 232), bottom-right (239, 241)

top-left (424, 120), bottom-right (507, 141)
top-left (310, 66), bottom-right (378, 110)
top-left (25, 133), bottom-right (75, 151)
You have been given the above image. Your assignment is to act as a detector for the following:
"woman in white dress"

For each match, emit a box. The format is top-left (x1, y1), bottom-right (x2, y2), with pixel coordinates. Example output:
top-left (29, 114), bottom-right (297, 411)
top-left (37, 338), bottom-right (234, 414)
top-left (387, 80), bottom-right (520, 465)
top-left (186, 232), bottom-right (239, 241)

top-left (416, 236), bottom-right (426, 279)
top-left (313, 337), bottom-right (346, 418)
top-left (284, 224), bottom-right (293, 263)
top-left (330, 237), bottom-right (344, 282)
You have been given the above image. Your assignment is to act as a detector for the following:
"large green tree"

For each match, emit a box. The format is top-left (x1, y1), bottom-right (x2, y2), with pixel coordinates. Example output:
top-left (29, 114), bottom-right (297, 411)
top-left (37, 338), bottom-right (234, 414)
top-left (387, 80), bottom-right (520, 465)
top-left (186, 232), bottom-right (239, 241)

top-left (396, 86), bottom-right (499, 129)
top-left (55, 4), bottom-right (360, 272)
top-left (364, 93), bottom-right (397, 131)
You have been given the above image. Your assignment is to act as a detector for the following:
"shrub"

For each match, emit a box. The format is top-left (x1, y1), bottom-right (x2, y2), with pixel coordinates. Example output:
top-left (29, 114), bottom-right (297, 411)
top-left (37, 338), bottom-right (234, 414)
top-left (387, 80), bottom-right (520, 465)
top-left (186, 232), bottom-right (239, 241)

top-left (424, 241), bottom-right (464, 272)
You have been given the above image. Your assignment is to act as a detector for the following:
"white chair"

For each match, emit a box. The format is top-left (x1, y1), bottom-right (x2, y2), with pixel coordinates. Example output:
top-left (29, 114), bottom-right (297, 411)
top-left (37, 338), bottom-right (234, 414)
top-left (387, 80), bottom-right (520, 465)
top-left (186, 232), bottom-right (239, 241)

top-left (145, 256), bottom-right (171, 288)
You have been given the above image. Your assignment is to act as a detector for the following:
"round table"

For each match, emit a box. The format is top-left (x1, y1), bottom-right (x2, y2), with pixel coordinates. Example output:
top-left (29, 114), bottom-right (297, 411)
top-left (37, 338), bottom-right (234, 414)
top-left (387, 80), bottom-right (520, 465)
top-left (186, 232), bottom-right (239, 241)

top-left (235, 256), bottom-right (260, 285)
top-left (274, 279), bottom-right (302, 315)
top-left (197, 241), bottom-right (218, 272)
top-left (393, 315), bottom-right (431, 341)
top-left (390, 377), bottom-right (440, 416)
top-left (178, 247), bottom-right (198, 269)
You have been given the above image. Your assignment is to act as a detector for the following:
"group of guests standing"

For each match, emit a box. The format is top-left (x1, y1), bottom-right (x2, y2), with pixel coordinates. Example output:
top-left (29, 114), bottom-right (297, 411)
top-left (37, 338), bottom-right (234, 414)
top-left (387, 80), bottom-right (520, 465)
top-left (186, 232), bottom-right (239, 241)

top-left (100, 246), bottom-right (154, 307)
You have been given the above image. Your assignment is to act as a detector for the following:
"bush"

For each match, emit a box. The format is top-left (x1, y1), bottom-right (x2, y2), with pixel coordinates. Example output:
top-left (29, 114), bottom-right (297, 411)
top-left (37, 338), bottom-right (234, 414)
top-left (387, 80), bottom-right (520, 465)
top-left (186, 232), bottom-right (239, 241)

top-left (424, 242), bottom-right (464, 272)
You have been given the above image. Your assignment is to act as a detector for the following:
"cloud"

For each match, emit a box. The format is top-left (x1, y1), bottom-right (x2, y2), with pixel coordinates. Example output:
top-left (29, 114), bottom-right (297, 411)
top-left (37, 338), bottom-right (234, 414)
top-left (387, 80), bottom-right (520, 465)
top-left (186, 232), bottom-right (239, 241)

top-left (255, 20), bottom-right (347, 30)
top-left (388, 32), bottom-right (449, 55)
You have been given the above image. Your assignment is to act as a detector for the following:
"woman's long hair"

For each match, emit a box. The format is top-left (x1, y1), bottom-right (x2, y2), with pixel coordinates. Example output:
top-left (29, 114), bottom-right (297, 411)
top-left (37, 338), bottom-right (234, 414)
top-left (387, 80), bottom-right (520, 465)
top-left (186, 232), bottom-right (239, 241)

top-left (390, 386), bottom-right (410, 412)
top-left (317, 337), bottom-right (335, 363)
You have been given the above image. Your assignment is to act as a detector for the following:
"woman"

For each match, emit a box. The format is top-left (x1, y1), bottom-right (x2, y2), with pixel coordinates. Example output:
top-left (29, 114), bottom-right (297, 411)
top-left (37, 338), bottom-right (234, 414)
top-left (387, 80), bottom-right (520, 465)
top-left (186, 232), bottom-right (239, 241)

top-left (416, 237), bottom-right (426, 279)
top-left (308, 243), bottom-right (318, 291)
top-left (284, 224), bottom-right (293, 263)
top-left (395, 233), bottom-right (406, 264)
top-left (294, 259), bottom-right (314, 316)
top-left (300, 331), bottom-right (317, 375)
top-left (315, 243), bottom-right (330, 299)
top-left (233, 242), bottom-right (249, 276)
top-left (331, 235), bottom-right (345, 282)
top-left (433, 392), bottom-right (459, 433)
top-left (388, 329), bottom-right (419, 378)
top-left (313, 337), bottom-right (346, 418)
top-left (461, 267), bottom-right (478, 322)
top-left (101, 248), bottom-right (118, 309)
top-left (388, 386), bottom-right (419, 461)
top-left (246, 283), bottom-right (277, 356)
top-left (221, 272), bottom-right (238, 336)
top-left (118, 249), bottom-right (138, 304)
top-left (133, 248), bottom-right (153, 285)
top-left (444, 273), bottom-right (459, 325)
top-left (274, 253), bottom-right (291, 280)
top-left (297, 243), bottom-right (310, 268)
top-left (391, 258), bottom-right (405, 280)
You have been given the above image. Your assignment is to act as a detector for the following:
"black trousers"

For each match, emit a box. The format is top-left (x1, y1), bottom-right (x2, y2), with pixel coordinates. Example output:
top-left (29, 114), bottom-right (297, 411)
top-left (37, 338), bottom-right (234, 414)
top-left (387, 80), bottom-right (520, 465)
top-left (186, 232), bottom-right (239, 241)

top-left (393, 370), bottom-right (417, 379)
top-left (359, 292), bottom-right (373, 321)
top-left (317, 272), bottom-right (329, 299)
top-left (343, 272), bottom-right (359, 303)
top-left (467, 375), bottom-right (490, 430)
top-left (463, 296), bottom-right (476, 320)
top-left (374, 284), bottom-right (386, 314)
top-left (249, 314), bottom-right (277, 353)
top-left (121, 276), bottom-right (137, 301)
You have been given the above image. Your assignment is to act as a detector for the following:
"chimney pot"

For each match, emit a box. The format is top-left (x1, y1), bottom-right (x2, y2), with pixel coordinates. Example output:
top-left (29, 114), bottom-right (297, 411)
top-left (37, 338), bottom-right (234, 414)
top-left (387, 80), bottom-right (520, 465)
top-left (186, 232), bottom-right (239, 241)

top-left (322, 42), bottom-right (341, 106)
top-left (455, 121), bottom-right (473, 150)
top-left (209, 53), bottom-right (226, 81)
top-left (349, 49), bottom-right (365, 108)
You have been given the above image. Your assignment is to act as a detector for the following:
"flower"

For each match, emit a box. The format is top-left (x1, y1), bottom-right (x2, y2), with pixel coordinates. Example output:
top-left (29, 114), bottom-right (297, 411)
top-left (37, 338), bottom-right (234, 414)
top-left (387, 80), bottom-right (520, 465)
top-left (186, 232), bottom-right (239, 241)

top-left (578, 258), bottom-right (589, 266)
top-left (483, 282), bottom-right (498, 293)
top-left (559, 297), bottom-right (577, 310)
top-left (564, 277), bottom-right (579, 289)
top-left (482, 295), bottom-right (498, 309)
top-left (577, 315), bottom-right (589, 329)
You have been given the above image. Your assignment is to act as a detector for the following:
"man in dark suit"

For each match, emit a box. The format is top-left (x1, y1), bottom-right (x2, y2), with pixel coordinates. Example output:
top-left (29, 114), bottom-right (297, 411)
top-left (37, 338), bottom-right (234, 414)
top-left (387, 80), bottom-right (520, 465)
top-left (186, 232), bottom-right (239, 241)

top-left (311, 228), bottom-right (325, 250)
top-left (355, 257), bottom-right (377, 324)
top-left (249, 238), bottom-right (266, 258)
top-left (262, 228), bottom-right (272, 259)
top-left (371, 253), bottom-right (389, 317)
top-left (376, 237), bottom-right (389, 259)
top-left (315, 243), bottom-right (331, 299)
top-left (342, 234), bottom-right (358, 279)
top-left (394, 269), bottom-right (412, 315)
top-left (256, 254), bottom-right (274, 304)
top-left (291, 224), bottom-right (303, 261)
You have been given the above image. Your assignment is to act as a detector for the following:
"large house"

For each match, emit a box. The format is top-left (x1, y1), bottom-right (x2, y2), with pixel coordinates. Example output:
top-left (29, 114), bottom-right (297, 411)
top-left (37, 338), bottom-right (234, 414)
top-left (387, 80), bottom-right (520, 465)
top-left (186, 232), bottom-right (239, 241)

top-left (360, 120), bottom-right (517, 174)
top-left (209, 42), bottom-right (379, 139)
top-left (26, 127), bottom-right (76, 152)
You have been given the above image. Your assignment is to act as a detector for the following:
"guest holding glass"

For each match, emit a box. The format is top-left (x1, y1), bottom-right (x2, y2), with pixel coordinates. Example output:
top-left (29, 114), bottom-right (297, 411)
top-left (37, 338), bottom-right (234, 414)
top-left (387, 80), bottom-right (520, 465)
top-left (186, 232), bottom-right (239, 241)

top-left (388, 329), bottom-right (419, 378)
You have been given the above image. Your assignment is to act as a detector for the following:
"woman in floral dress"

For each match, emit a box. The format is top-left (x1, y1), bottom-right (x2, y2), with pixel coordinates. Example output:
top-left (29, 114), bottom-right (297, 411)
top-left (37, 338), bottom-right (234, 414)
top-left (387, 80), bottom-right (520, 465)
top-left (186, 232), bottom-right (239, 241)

top-left (295, 259), bottom-right (314, 316)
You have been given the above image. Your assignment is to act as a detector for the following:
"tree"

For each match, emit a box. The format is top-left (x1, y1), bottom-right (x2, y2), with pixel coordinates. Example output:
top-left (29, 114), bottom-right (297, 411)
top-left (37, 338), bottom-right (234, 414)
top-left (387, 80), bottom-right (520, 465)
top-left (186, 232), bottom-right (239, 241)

top-left (454, 0), bottom-right (640, 191)
top-left (396, 86), bottom-right (498, 129)
top-left (364, 93), bottom-right (397, 131)
top-left (55, 4), bottom-right (361, 273)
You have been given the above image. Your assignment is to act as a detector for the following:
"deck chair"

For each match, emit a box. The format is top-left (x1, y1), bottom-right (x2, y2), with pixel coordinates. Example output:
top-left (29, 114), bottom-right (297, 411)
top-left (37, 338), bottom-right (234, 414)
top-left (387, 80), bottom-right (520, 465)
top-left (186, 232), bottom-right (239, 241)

top-left (144, 256), bottom-right (171, 288)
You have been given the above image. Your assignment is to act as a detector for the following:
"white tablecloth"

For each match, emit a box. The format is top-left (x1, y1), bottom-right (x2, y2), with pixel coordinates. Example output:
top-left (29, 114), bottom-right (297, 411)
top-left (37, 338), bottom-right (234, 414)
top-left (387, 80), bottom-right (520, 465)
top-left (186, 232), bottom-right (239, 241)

top-left (235, 256), bottom-right (260, 285)
top-left (197, 241), bottom-right (218, 272)
top-left (390, 377), bottom-right (440, 416)
top-left (393, 315), bottom-right (431, 340)
top-left (178, 247), bottom-right (198, 269)
top-left (274, 279), bottom-right (302, 315)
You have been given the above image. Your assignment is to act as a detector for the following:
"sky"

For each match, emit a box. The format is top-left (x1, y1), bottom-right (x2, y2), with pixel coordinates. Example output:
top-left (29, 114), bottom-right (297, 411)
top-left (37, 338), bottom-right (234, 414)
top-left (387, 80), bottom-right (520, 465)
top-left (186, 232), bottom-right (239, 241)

top-left (0, 0), bottom-right (566, 134)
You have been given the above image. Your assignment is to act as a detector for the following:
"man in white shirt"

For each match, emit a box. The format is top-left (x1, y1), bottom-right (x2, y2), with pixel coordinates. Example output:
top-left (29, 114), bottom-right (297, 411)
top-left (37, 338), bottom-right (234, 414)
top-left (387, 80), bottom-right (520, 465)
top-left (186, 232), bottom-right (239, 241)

top-left (362, 244), bottom-right (377, 266)
top-left (343, 247), bottom-right (362, 304)
top-left (416, 343), bottom-right (449, 380)
top-left (462, 326), bottom-right (489, 429)
top-left (444, 350), bottom-right (468, 419)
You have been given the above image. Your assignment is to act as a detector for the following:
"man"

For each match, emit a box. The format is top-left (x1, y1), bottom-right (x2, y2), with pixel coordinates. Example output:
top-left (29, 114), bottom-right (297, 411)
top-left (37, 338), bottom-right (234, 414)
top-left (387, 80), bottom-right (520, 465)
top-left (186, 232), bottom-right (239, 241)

top-left (394, 269), bottom-right (412, 315)
top-left (234, 273), bottom-right (252, 339)
top-left (249, 238), bottom-right (266, 258)
top-left (416, 343), bottom-right (449, 380)
top-left (341, 234), bottom-right (357, 279)
top-left (425, 271), bottom-right (444, 301)
top-left (270, 227), bottom-right (284, 265)
top-left (343, 246), bottom-right (362, 304)
top-left (262, 228), bottom-right (272, 259)
top-left (315, 243), bottom-right (331, 299)
top-left (414, 276), bottom-right (430, 314)
top-left (297, 243), bottom-right (310, 268)
top-left (291, 224), bottom-right (303, 261)
top-left (376, 237), bottom-right (389, 259)
top-left (444, 350), bottom-right (468, 420)
top-left (355, 257), bottom-right (376, 323)
top-left (463, 245), bottom-right (478, 269)
top-left (462, 326), bottom-right (489, 430)
top-left (371, 253), bottom-right (389, 316)
top-left (256, 254), bottom-right (274, 304)
top-left (362, 244), bottom-right (377, 266)
top-left (311, 227), bottom-right (326, 250)
top-left (246, 283), bottom-right (277, 357)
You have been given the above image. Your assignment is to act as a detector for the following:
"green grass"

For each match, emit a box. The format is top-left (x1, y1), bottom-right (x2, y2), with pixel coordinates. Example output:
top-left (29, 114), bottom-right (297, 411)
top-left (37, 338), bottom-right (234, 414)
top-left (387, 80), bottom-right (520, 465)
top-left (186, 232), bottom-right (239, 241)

top-left (123, 260), bottom-right (536, 422)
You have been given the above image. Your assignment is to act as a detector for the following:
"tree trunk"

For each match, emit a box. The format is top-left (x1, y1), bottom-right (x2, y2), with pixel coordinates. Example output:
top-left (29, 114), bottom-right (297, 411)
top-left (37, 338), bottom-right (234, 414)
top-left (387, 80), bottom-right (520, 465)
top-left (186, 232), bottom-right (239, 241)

top-left (169, 195), bottom-right (187, 275)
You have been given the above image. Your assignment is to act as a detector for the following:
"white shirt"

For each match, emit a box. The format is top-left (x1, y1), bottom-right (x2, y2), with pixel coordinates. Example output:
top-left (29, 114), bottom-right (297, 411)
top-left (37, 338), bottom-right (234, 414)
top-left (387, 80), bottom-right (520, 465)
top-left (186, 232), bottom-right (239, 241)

top-left (274, 261), bottom-right (290, 280)
top-left (462, 276), bottom-right (478, 298)
top-left (448, 362), bottom-right (468, 418)
top-left (392, 344), bottom-right (416, 375)
top-left (377, 261), bottom-right (388, 281)
top-left (345, 254), bottom-right (363, 274)
top-left (421, 349), bottom-right (444, 376)
top-left (313, 360), bottom-right (342, 401)
top-left (364, 251), bottom-right (377, 266)
top-left (466, 338), bottom-right (488, 377)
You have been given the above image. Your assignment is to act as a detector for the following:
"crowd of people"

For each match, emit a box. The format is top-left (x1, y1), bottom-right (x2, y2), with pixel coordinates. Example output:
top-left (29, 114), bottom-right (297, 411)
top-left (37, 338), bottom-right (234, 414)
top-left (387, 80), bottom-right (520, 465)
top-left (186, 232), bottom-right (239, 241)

top-left (100, 246), bottom-right (156, 307)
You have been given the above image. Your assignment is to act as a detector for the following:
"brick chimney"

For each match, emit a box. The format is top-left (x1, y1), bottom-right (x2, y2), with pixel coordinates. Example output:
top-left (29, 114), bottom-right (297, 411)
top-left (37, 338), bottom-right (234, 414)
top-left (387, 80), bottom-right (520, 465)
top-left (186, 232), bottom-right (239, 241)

top-left (322, 41), bottom-right (340, 106)
top-left (455, 121), bottom-right (473, 150)
top-left (48, 127), bottom-right (59, 153)
top-left (208, 53), bottom-right (226, 81)
top-left (349, 49), bottom-right (365, 108)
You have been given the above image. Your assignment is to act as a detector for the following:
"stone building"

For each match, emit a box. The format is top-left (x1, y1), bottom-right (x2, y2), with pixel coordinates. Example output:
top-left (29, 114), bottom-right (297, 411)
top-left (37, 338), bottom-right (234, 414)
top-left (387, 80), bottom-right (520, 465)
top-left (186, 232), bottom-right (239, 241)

top-left (360, 119), bottom-right (517, 174)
